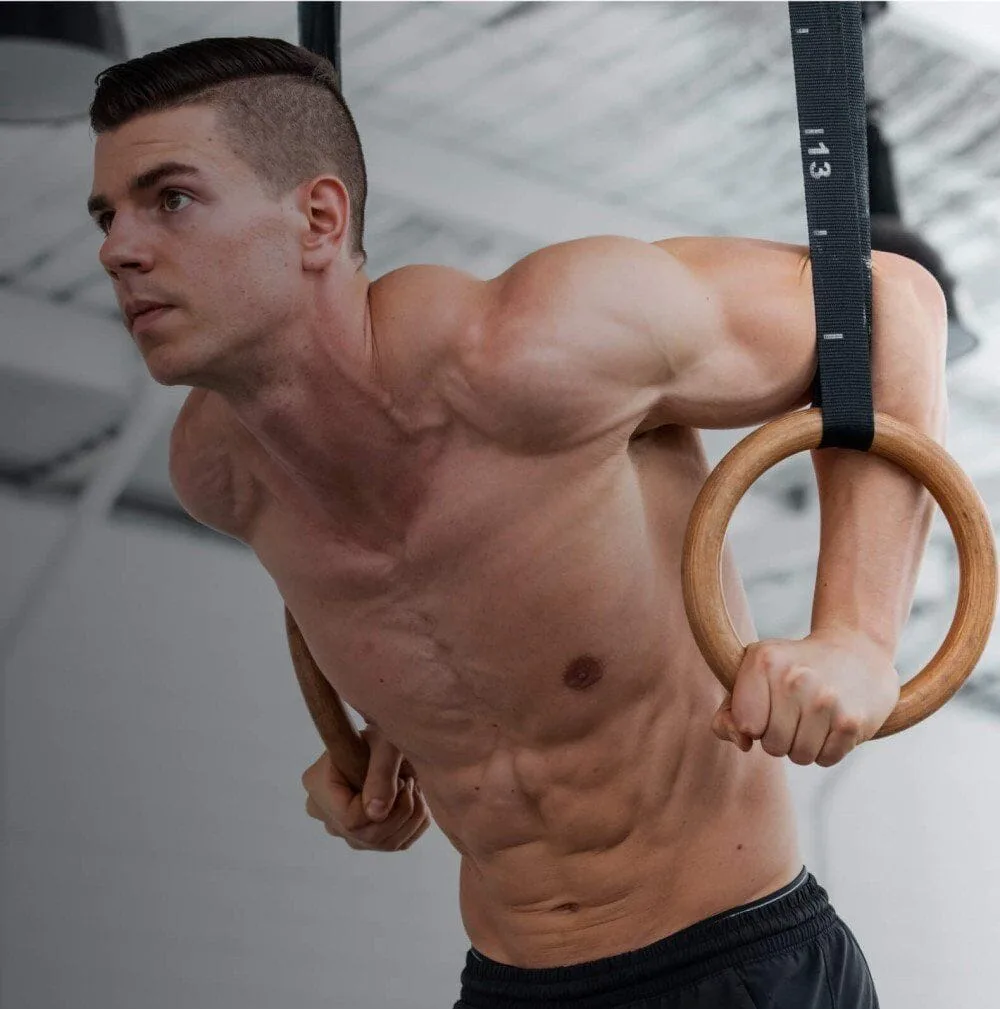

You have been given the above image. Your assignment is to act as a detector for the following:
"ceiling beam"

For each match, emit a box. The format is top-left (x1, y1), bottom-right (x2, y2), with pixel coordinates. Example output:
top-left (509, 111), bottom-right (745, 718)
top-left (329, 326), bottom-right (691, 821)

top-left (889, 4), bottom-right (1000, 72)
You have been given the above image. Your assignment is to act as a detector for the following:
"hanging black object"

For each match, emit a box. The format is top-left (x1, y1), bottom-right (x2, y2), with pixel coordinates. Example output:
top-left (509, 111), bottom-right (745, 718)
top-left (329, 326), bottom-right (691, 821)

top-left (0, 2), bottom-right (127, 124)
top-left (870, 215), bottom-right (979, 363)
top-left (299, 2), bottom-right (342, 84)
top-left (866, 97), bottom-right (979, 363)
top-left (788, 2), bottom-right (874, 452)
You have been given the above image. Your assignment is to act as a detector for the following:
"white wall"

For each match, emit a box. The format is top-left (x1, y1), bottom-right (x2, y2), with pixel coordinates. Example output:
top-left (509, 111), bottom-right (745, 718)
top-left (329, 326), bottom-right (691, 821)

top-left (0, 491), bottom-right (466, 1009)
top-left (2, 488), bottom-right (998, 1008)
top-left (789, 702), bottom-right (1000, 1009)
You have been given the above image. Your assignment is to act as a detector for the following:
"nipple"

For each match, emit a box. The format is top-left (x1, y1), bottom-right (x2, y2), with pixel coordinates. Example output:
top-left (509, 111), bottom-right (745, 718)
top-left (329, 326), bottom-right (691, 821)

top-left (562, 655), bottom-right (604, 691)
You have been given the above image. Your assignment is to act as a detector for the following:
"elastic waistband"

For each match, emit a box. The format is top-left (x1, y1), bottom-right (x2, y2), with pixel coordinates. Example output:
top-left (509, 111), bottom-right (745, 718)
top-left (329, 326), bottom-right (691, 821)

top-left (458, 868), bottom-right (836, 1008)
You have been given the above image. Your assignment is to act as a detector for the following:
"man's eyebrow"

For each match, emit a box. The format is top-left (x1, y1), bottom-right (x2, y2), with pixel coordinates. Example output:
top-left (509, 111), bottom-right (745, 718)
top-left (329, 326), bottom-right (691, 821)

top-left (87, 162), bottom-right (203, 218)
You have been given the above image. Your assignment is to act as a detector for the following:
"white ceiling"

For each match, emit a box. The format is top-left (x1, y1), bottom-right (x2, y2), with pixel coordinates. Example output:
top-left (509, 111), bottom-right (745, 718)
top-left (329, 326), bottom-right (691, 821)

top-left (894, 1), bottom-right (1000, 70)
top-left (2, 1), bottom-right (998, 691)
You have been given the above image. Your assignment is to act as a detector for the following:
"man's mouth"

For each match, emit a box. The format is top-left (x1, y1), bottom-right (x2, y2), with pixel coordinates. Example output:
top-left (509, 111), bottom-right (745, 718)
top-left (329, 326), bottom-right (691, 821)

top-left (129, 305), bottom-right (174, 333)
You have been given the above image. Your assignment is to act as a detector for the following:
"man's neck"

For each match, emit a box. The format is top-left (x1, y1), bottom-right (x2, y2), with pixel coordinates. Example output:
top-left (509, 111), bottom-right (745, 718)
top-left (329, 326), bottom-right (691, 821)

top-left (211, 275), bottom-right (435, 549)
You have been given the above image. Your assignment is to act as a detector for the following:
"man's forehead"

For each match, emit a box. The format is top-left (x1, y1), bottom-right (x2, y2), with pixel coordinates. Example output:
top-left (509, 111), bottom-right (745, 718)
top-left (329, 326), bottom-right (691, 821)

top-left (94, 108), bottom-right (216, 169)
top-left (89, 109), bottom-right (237, 209)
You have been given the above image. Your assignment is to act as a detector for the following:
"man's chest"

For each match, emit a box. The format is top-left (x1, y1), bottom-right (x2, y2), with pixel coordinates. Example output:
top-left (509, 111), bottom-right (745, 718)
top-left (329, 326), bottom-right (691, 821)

top-left (248, 442), bottom-right (700, 734)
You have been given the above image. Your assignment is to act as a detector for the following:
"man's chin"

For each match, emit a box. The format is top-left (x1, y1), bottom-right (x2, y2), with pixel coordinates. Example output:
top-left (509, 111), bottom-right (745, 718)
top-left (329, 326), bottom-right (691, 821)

top-left (140, 345), bottom-right (200, 388)
top-left (147, 370), bottom-right (190, 388)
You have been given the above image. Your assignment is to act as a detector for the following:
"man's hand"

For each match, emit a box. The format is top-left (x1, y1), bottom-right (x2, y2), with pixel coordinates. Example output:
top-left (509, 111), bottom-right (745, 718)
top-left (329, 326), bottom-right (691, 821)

top-left (712, 629), bottom-right (901, 766)
top-left (302, 725), bottom-right (431, 851)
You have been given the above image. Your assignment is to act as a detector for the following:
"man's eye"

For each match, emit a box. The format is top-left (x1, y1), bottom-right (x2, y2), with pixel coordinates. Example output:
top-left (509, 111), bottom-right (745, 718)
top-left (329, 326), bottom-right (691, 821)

top-left (161, 190), bottom-right (192, 214)
top-left (94, 190), bottom-right (191, 234)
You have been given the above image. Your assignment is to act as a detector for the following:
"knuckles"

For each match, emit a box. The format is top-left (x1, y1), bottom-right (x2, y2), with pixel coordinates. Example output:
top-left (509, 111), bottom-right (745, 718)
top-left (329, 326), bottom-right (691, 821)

top-left (749, 641), bottom-right (779, 673)
top-left (810, 688), bottom-right (838, 713)
top-left (778, 665), bottom-right (812, 692)
top-left (831, 712), bottom-right (861, 737)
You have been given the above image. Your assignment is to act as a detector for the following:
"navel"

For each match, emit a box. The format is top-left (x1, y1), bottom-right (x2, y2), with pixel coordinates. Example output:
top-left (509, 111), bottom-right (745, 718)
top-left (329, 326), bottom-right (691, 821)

top-left (562, 655), bottom-right (604, 691)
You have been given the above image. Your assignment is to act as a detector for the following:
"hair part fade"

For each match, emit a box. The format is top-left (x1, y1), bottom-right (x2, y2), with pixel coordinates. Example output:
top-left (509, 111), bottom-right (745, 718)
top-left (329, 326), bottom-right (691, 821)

top-left (90, 36), bottom-right (367, 263)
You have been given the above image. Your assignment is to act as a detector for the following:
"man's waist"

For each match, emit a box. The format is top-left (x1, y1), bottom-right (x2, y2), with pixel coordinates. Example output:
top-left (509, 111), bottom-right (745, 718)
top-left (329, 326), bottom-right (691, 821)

top-left (457, 813), bottom-right (801, 969)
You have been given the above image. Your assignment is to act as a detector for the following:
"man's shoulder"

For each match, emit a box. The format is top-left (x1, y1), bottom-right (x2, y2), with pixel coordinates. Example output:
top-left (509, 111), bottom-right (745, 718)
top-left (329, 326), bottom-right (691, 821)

top-left (367, 237), bottom-right (679, 351)
top-left (364, 241), bottom-right (700, 448)
top-left (371, 263), bottom-right (492, 343)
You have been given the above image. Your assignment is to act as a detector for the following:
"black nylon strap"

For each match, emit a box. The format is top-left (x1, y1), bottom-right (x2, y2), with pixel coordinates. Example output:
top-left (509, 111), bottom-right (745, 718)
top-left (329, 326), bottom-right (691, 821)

top-left (788, 2), bottom-right (874, 451)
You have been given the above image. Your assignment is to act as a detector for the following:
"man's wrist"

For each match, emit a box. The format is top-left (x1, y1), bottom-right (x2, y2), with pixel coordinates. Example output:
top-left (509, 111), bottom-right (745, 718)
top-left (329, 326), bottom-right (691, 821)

top-left (809, 623), bottom-right (897, 665)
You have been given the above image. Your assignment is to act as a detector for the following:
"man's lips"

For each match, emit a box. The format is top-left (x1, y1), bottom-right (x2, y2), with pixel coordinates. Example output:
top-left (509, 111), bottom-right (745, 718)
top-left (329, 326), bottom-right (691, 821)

top-left (125, 299), bottom-right (171, 323)
top-left (128, 304), bottom-right (174, 333)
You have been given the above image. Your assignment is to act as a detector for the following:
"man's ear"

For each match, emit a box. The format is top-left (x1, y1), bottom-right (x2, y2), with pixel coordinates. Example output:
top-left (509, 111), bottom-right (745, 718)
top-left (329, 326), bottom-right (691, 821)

top-left (299, 175), bottom-right (351, 270)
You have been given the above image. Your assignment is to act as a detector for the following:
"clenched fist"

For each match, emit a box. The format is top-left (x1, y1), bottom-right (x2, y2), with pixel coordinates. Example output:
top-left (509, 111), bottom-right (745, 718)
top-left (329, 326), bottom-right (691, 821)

top-left (712, 629), bottom-right (900, 767)
top-left (301, 724), bottom-right (432, 852)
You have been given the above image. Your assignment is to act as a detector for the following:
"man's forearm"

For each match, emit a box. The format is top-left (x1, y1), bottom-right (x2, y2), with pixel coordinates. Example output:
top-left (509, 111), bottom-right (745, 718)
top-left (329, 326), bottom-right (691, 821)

top-left (809, 265), bottom-right (948, 658)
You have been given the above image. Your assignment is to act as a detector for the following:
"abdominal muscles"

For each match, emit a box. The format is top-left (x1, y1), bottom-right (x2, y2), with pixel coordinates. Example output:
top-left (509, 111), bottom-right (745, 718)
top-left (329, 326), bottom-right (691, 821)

top-left (252, 435), bottom-right (791, 962)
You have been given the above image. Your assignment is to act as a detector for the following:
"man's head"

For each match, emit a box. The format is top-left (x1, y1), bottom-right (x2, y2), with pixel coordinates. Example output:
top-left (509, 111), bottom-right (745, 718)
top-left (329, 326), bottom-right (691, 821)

top-left (88, 36), bottom-right (368, 387)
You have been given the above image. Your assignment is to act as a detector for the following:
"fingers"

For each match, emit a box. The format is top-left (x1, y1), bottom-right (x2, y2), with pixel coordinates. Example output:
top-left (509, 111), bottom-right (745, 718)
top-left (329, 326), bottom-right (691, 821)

top-left (360, 725), bottom-right (404, 822)
top-left (724, 642), bottom-right (862, 766)
top-left (397, 810), bottom-right (432, 850)
top-left (303, 751), bottom-right (431, 852)
top-left (353, 776), bottom-right (415, 843)
top-left (757, 667), bottom-right (802, 759)
top-left (301, 751), bottom-right (359, 821)
top-left (338, 778), bottom-right (432, 852)
top-left (815, 713), bottom-right (863, 767)
top-left (729, 646), bottom-right (772, 741)
top-left (302, 748), bottom-right (387, 837)
top-left (711, 697), bottom-right (753, 751)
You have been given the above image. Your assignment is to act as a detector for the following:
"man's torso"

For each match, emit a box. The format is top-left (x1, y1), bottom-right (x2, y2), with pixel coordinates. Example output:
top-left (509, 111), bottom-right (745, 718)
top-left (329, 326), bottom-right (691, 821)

top-left (170, 260), bottom-right (800, 967)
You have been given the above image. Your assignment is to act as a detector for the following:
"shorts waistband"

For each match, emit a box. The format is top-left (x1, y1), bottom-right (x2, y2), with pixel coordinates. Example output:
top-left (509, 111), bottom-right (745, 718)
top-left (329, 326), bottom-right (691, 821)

top-left (458, 868), bottom-right (835, 1008)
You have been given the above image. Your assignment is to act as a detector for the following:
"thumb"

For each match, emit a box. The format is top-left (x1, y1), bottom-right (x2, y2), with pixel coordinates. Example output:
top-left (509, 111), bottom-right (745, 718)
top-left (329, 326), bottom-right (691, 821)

top-left (712, 695), bottom-right (753, 752)
top-left (730, 646), bottom-right (772, 742)
top-left (360, 726), bottom-right (403, 822)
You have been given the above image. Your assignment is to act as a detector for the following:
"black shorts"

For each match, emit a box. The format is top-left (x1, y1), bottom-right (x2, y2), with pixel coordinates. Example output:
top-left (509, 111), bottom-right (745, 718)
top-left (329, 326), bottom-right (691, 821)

top-left (453, 867), bottom-right (878, 1008)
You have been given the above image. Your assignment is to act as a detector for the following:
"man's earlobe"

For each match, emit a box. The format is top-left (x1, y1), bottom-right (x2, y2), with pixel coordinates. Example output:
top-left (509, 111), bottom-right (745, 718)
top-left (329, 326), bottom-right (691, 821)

top-left (301, 237), bottom-right (339, 272)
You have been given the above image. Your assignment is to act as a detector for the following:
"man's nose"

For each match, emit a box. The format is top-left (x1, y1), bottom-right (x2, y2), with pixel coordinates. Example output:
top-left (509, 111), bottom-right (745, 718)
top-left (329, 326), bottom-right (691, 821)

top-left (99, 218), bottom-right (155, 276)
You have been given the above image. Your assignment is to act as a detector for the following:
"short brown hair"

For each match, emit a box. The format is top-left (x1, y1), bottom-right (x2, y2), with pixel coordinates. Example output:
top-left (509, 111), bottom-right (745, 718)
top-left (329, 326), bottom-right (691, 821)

top-left (90, 36), bottom-right (367, 262)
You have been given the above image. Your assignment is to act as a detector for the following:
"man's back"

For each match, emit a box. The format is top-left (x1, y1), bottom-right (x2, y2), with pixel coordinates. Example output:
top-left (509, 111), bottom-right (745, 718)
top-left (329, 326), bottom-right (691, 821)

top-left (169, 237), bottom-right (804, 966)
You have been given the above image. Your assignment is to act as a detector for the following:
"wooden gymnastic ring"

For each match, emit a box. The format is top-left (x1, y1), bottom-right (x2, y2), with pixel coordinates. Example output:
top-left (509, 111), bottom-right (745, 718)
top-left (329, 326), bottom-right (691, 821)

top-left (285, 606), bottom-right (370, 790)
top-left (681, 408), bottom-right (998, 739)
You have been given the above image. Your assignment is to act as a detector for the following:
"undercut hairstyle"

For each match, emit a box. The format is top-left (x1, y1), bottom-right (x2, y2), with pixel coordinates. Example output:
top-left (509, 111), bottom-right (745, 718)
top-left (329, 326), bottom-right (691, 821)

top-left (90, 36), bottom-right (367, 263)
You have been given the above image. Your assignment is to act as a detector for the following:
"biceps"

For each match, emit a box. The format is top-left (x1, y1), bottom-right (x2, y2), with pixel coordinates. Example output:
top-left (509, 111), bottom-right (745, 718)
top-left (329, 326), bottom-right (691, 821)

top-left (650, 344), bottom-right (816, 430)
top-left (651, 237), bottom-right (818, 429)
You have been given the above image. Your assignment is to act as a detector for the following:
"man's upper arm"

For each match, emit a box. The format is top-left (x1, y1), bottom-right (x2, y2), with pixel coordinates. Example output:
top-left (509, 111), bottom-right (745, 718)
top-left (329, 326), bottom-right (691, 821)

top-left (651, 236), bottom-right (947, 429)
top-left (649, 236), bottom-right (821, 429)
top-left (479, 235), bottom-right (816, 440)
top-left (481, 235), bottom-right (941, 440)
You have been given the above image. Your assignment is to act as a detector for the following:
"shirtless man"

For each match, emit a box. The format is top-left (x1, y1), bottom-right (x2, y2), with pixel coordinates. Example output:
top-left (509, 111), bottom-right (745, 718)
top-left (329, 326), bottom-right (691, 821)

top-left (88, 37), bottom-right (945, 1009)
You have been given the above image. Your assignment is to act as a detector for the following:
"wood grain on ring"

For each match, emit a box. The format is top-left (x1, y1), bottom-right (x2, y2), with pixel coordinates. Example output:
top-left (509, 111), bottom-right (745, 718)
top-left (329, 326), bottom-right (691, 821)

top-left (285, 607), bottom-right (370, 789)
top-left (681, 408), bottom-right (998, 739)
